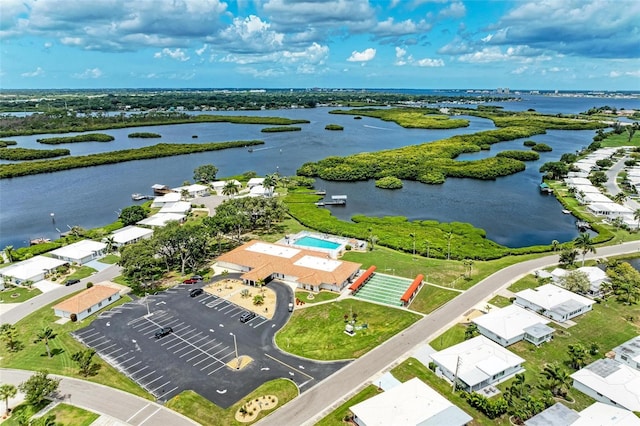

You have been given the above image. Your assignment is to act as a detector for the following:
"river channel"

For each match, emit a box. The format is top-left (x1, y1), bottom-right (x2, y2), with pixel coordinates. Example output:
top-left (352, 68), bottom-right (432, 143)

top-left (1, 94), bottom-right (638, 249)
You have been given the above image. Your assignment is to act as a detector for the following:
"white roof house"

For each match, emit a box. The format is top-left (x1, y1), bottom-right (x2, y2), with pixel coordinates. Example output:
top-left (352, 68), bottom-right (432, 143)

top-left (211, 180), bottom-right (242, 194)
top-left (565, 177), bottom-right (593, 187)
top-left (107, 226), bottom-right (153, 248)
top-left (50, 240), bottom-right (107, 265)
top-left (247, 177), bottom-right (265, 188)
top-left (613, 336), bottom-right (640, 371)
top-left (151, 192), bottom-right (181, 207)
top-left (514, 284), bottom-right (595, 323)
top-left (0, 256), bottom-right (69, 287)
top-left (137, 213), bottom-right (186, 228)
top-left (158, 201), bottom-right (192, 214)
top-left (431, 335), bottom-right (525, 392)
top-left (473, 305), bottom-right (554, 347)
top-left (551, 266), bottom-right (610, 296)
top-left (571, 358), bottom-right (640, 412)
top-left (586, 202), bottom-right (633, 218)
top-left (172, 184), bottom-right (210, 198)
top-left (571, 184), bottom-right (600, 194)
top-left (349, 377), bottom-right (473, 426)
top-left (249, 184), bottom-right (270, 197)
top-left (525, 402), bottom-right (640, 426)
top-left (579, 192), bottom-right (613, 205)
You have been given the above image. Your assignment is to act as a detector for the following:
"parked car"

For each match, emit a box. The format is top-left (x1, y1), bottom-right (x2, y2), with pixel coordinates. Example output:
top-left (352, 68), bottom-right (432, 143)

top-left (65, 279), bottom-right (80, 286)
top-left (191, 275), bottom-right (203, 281)
top-left (154, 327), bottom-right (173, 338)
top-left (239, 312), bottom-right (256, 323)
top-left (183, 278), bottom-right (198, 284)
top-left (288, 302), bottom-right (294, 312)
top-left (190, 288), bottom-right (203, 297)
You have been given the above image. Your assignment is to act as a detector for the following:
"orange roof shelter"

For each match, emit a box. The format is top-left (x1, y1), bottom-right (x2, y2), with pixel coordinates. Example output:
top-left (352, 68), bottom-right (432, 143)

top-left (53, 284), bottom-right (121, 321)
top-left (216, 240), bottom-right (362, 292)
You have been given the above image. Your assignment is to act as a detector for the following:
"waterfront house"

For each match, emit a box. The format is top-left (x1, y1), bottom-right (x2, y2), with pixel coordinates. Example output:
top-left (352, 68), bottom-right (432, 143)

top-left (565, 177), bottom-right (593, 187)
top-left (151, 192), bottom-right (181, 208)
top-left (349, 377), bottom-right (472, 426)
top-left (586, 202), bottom-right (633, 219)
top-left (430, 335), bottom-right (525, 393)
top-left (472, 305), bottom-right (554, 347)
top-left (172, 184), bottom-right (210, 198)
top-left (137, 213), bottom-right (186, 228)
top-left (50, 240), bottom-right (107, 265)
top-left (158, 201), bottom-right (192, 215)
top-left (107, 226), bottom-right (153, 248)
top-left (0, 256), bottom-right (69, 287)
top-left (613, 336), bottom-right (640, 371)
top-left (514, 284), bottom-right (595, 323)
top-left (211, 180), bottom-right (242, 195)
top-left (246, 177), bottom-right (265, 188)
top-left (571, 358), bottom-right (640, 412)
top-left (53, 284), bottom-right (121, 321)
top-left (577, 192), bottom-right (613, 205)
top-left (215, 240), bottom-right (361, 292)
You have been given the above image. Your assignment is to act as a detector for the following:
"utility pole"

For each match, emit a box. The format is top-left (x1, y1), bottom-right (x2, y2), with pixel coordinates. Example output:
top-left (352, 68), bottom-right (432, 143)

top-left (452, 355), bottom-right (462, 393)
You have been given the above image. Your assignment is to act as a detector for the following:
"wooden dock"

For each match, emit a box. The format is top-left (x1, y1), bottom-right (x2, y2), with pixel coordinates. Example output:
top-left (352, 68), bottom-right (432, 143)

top-left (576, 221), bottom-right (592, 230)
top-left (316, 194), bottom-right (347, 206)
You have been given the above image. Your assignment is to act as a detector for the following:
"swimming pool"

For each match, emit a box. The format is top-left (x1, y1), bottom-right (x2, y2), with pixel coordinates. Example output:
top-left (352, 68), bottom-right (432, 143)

top-left (294, 236), bottom-right (342, 250)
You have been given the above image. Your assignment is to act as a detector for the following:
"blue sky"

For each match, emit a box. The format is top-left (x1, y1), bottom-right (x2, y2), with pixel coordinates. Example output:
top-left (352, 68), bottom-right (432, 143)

top-left (1, 0), bottom-right (639, 90)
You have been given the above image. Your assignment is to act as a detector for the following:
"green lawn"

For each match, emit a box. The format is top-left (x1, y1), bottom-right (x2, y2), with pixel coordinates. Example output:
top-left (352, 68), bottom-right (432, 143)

top-left (295, 290), bottom-right (339, 304)
top-left (3, 400), bottom-right (51, 426)
top-left (0, 286), bottom-right (42, 303)
top-left (507, 274), bottom-right (544, 292)
top-left (0, 293), bottom-right (152, 399)
top-left (315, 385), bottom-right (380, 426)
top-left (64, 265), bottom-right (97, 282)
top-left (409, 284), bottom-right (460, 314)
top-left (46, 403), bottom-right (99, 426)
top-left (487, 295), bottom-right (512, 308)
top-left (98, 254), bottom-right (120, 264)
top-left (275, 299), bottom-right (421, 359)
top-left (600, 130), bottom-right (640, 147)
top-left (430, 323), bottom-right (467, 351)
top-left (166, 379), bottom-right (298, 426)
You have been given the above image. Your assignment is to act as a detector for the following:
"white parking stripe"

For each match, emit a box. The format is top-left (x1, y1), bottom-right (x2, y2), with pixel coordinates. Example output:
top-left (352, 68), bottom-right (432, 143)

top-left (145, 375), bottom-right (165, 386)
top-left (151, 380), bottom-right (172, 394)
top-left (126, 403), bottom-right (151, 423)
top-left (138, 407), bottom-right (162, 426)
top-left (253, 318), bottom-right (268, 328)
top-left (136, 369), bottom-right (157, 381)
top-left (179, 347), bottom-right (199, 358)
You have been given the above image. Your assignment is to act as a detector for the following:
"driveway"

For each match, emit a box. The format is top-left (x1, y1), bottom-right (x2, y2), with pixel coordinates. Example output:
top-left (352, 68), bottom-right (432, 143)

top-left (73, 282), bottom-right (348, 408)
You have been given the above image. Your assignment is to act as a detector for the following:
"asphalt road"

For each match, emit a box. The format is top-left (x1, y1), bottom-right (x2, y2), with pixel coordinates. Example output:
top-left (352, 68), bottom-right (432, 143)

top-left (0, 368), bottom-right (197, 426)
top-left (3, 264), bottom-right (122, 325)
top-left (257, 241), bottom-right (640, 426)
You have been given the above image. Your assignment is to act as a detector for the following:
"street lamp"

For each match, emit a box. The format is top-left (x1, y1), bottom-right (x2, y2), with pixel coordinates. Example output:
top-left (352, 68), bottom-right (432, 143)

top-left (409, 233), bottom-right (416, 257)
top-left (144, 292), bottom-right (150, 316)
top-left (230, 332), bottom-right (240, 369)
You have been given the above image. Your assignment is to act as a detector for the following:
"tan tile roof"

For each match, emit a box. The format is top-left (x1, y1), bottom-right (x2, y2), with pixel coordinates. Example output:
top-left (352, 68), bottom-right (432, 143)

top-left (217, 240), bottom-right (361, 286)
top-left (53, 285), bottom-right (119, 314)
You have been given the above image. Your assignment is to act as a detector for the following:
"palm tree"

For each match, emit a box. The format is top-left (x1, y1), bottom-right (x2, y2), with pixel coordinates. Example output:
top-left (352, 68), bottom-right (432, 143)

top-left (541, 363), bottom-right (571, 397)
top-left (0, 383), bottom-right (17, 417)
top-left (104, 236), bottom-right (115, 253)
top-left (34, 326), bottom-right (56, 358)
top-left (263, 173), bottom-right (279, 198)
top-left (222, 181), bottom-right (240, 198)
top-left (574, 233), bottom-right (596, 267)
top-left (567, 344), bottom-right (587, 370)
top-left (3, 245), bottom-right (14, 263)
top-left (634, 208), bottom-right (640, 231)
top-left (463, 259), bottom-right (474, 278)
top-left (613, 192), bottom-right (627, 205)
top-left (368, 235), bottom-right (378, 251)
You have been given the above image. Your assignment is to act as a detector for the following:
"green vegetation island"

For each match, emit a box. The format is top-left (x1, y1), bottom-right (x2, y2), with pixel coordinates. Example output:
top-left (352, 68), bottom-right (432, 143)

top-left (0, 147), bottom-right (70, 161)
top-left (260, 126), bottom-right (302, 133)
top-left (324, 124), bottom-right (344, 130)
top-left (330, 107), bottom-right (470, 129)
top-left (128, 132), bottom-right (161, 138)
top-left (37, 133), bottom-right (115, 144)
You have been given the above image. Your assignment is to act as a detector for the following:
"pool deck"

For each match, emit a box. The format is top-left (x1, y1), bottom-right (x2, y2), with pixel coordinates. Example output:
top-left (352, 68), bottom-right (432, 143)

top-left (276, 231), bottom-right (367, 258)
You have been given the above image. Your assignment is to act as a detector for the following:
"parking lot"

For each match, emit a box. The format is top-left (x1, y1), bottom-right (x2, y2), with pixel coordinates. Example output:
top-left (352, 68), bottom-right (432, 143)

top-left (73, 282), bottom-right (349, 407)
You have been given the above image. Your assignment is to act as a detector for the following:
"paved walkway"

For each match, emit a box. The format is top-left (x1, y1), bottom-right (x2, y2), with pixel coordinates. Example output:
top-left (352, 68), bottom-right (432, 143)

top-left (257, 241), bottom-right (640, 426)
top-left (0, 369), bottom-right (197, 426)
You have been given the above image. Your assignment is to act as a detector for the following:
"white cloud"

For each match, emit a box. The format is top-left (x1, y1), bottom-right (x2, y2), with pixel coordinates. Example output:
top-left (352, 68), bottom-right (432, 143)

top-left (438, 2), bottom-right (466, 19)
top-left (21, 67), bottom-right (44, 77)
top-left (415, 58), bottom-right (444, 67)
top-left (511, 66), bottom-right (528, 75)
top-left (216, 15), bottom-right (284, 53)
top-left (609, 70), bottom-right (640, 78)
top-left (154, 48), bottom-right (190, 61)
top-left (458, 46), bottom-right (550, 63)
top-left (347, 48), bottom-right (376, 62)
top-left (72, 68), bottom-right (103, 79)
top-left (195, 44), bottom-right (208, 56)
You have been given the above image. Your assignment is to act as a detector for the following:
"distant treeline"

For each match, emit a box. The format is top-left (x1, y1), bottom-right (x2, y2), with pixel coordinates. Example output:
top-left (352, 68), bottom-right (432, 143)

top-left (0, 140), bottom-right (263, 179)
top-left (37, 133), bottom-right (115, 144)
top-left (0, 147), bottom-right (70, 161)
top-left (0, 112), bottom-right (311, 137)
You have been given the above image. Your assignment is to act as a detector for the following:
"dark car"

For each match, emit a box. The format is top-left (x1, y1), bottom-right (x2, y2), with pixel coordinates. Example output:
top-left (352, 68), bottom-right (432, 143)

top-left (183, 278), bottom-right (198, 284)
top-left (190, 288), bottom-right (203, 297)
top-left (65, 279), bottom-right (80, 286)
top-left (239, 312), bottom-right (256, 323)
top-left (191, 275), bottom-right (203, 281)
top-left (154, 327), bottom-right (173, 339)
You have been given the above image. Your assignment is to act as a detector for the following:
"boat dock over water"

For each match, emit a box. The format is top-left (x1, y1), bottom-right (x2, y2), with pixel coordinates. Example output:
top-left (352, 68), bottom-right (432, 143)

top-left (132, 193), bottom-right (154, 201)
top-left (539, 182), bottom-right (553, 194)
top-left (315, 195), bottom-right (347, 206)
top-left (576, 221), bottom-right (592, 231)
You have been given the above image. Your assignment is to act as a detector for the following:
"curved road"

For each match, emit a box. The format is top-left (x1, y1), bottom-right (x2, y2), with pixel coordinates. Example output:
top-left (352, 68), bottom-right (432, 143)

top-left (0, 369), bottom-right (197, 426)
top-left (258, 241), bottom-right (640, 426)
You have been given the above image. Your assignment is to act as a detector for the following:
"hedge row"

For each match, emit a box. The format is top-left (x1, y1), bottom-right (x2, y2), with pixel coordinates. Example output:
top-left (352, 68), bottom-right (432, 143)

top-left (0, 147), bottom-right (70, 161)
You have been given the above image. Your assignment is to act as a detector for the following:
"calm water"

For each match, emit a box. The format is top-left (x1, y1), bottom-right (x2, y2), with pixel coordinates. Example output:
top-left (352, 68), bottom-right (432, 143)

top-left (1, 94), bottom-right (638, 249)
